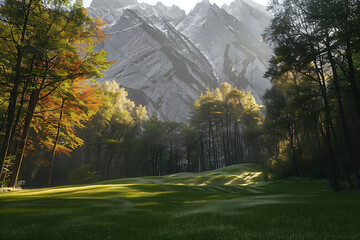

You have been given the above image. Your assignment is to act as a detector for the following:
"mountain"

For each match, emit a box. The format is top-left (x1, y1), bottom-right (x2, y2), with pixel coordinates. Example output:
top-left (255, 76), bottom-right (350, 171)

top-left (88, 2), bottom-right (218, 122)
top-left (90, 0), bottom-right (138, 9)
top-left (87, 0), bottom-right (271, 122)
top-left (88, 0), bottom-right (186, 28)
top-left (222, 0), bottom-right (270, 38)
top-left (176, 0), bottom-right (271, 103)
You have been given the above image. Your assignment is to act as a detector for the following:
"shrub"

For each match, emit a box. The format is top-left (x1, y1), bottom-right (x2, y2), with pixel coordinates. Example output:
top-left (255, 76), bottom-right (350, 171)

top-left (69, 164), bottom-right (99, 185)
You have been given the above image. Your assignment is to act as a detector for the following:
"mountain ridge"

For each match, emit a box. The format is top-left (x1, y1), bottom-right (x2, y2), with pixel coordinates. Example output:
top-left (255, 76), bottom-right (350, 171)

top-left (88, 0), bottom-right (271, 122)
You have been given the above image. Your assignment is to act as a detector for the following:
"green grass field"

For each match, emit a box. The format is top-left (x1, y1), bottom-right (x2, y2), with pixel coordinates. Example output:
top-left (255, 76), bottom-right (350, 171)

top-left (1, 164), bottom-right (360, 240)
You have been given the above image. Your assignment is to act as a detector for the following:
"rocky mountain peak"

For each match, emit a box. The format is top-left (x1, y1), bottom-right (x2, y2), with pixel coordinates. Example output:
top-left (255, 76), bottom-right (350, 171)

top-left (234, 0), bottom-right (268, 13)
top-left (90, 0), bottom-right (138, 9)
top-left (87, 0), bottom-right (271, 122)
top-left (155, 1), bottom-right (165, 7)
top-left (223, 0), bottom-right (270, 38)
top-left (190, 0), bottom-right (211, 14)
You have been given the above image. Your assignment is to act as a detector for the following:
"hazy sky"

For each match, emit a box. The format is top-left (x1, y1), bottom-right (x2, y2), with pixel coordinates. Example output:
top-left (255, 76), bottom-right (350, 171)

top-left (83, 0), bottom-right (268, 13)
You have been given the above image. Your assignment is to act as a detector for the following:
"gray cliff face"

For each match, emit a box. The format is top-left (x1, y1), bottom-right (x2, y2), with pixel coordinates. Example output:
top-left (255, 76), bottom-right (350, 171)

top-left (89, 7), bottom-right (217, 122)
top-left (176, 0), bottom-right (271, 103)
top-left (87, 1), bottom-right (186, 28)
top-left (222, 0), bottom-right (270, 38)
top-left (90, 0), bottom-right (138, 9)
top-left (88, 0), bottom-right (271, 122)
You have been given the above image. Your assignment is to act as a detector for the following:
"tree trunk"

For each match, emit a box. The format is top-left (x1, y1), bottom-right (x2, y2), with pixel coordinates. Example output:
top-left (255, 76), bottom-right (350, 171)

top-left (0, 110), bottom-right (8, 133)
top-left (8, 90), bottom-right (39, 188)
top-left (330, 122), bottom-right (354, 189)
top-left (288, 123), bottom-right (303, 177)
top-left (151, 148), bottom-right (156, 176)
top-left (326, 36), bottom-right (360, 189)
top-left (8, 56), bottom-right (47, 188)
top-left (345, 41), bottom-right (360, 118)
top-left (0, 0), bottom-right (33, 184)
top-left (9, 58), bottom-right (35, 158)
top-left (343, 0), bottom-right (360, 120)
top-left (233, 122), bottom-right (238, 163)
top-left (210, 121), bottom-right (216, 170)
top-left (207, 115), bottom-right (213, 170)
top-left (200, 135), bottom-right (205, 172)
top-left (186, 138), bottom-right (191, 172)
top-left (221, 121), bottom-right (228, 166)
top-left (159, 148), bottom-right (162, 176)
top-left (96, 141), bottom-right (102, 172)
top-left (47, 98), bottom-right (65, 187)
top-left (0, 75), bottom-right (31, 183)
top-left (169, 142), bottom-right (173, 173)
top-left (197, 134), bottom-right (201, 173)
top-left (315, 60), bottom-right (338, 188)
top-left (225, 102), bottom-right (231, 166)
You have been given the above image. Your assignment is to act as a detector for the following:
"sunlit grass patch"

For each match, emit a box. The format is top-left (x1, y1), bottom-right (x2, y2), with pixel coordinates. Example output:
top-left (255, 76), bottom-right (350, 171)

top-left (1, 184), bottom-right (174, 201)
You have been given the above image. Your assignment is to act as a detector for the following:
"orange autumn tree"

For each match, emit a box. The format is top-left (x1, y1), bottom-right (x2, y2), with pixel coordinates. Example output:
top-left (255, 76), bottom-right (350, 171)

top-left (33, 79), bottom-right (103, 186)
top-left (1, 0), bottom-right (112, 187)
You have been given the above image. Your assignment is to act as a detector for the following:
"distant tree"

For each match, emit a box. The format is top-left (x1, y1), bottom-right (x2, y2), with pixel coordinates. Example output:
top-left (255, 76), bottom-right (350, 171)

top-left (83, 81), bottom-right (148, 180)
top-left (191, 83), bottom-right (262, 170)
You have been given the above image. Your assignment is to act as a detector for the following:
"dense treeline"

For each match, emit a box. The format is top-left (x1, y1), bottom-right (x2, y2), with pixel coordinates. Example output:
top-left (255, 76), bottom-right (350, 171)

top-left (262, 0), bottom-right (360, 190)
top-left (191, 83), bottom-right (262, 171)
top-left (1, 0), bottom-right (360, 190)
top-left (0, 0), bottom-right (110, 187)
top-left (1, 0), bottom-right (262, 188)
top-left (27, 82), bottom-right (263, 186)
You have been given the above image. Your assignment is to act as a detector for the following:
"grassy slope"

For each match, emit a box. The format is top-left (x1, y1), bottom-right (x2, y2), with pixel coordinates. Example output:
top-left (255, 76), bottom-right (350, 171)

top-left (0, 164), bottom-right (359, 240)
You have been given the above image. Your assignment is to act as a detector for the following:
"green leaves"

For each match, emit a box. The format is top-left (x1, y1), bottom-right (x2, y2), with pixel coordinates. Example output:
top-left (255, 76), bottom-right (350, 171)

top-left (193, 82), bottom-right (262, 126)
top-left (0, 0), bottom-right (113, 181)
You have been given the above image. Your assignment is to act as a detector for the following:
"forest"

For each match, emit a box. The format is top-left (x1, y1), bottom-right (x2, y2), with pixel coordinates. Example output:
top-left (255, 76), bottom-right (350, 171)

top-left (1, 0), bottom-right (359, 191)
top-left (1, 0), bottom-right (263, 188)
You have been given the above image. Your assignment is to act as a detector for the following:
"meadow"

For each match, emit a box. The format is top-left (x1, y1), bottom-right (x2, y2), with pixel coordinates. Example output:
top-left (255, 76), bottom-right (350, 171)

top-left (1, 164), bottom-right (359, 240)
